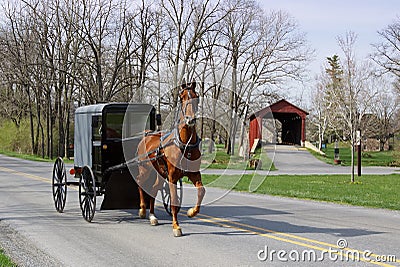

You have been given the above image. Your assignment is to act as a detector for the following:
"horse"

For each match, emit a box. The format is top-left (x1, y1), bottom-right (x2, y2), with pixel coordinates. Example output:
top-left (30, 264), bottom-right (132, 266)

top-left (135, 80), bottom-right (205, 237)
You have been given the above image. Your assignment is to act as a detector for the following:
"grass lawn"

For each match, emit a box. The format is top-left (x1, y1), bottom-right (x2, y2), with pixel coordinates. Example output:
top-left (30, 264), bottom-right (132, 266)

top-left (0, 249), bottom-right (16, 267)
top-left (308, 145), bottom-right (399, 167)
top-left (200, 174), bottom-right (400, 210)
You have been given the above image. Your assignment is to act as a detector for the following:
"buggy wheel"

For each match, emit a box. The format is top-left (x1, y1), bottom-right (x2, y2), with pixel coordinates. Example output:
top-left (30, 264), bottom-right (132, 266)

top-left (79, 166), bottom-right (96, 222)
top-left (52, 157), bottom-right (67, 212)
top-left (161, 179), bottom-right (183, 216)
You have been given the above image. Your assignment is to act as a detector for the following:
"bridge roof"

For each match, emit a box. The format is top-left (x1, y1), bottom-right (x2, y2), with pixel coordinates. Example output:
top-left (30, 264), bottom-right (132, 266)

top-left (251, 99), bottom-right (309, 120)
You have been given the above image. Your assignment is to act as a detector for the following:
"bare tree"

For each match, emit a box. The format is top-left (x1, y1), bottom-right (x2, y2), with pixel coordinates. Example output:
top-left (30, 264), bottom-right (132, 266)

top-left (129, 0), bottom-right (169, 103)
top-left (221, 0), bottom-right (312, 155)
top-left (1, 1), bottom-right (40, 154)
top-left (370, 17), bottom-right (400, 150)
top-left (366, 79), bottom-right (398, 150)
top-left (0, 0), bottom-right (311, 160)
top-left (220, 0), bottom-right (258, 155)
top-left (309, 74), bottom-right (332, 150)
top-left (73, 0), bottom-right (134, 103)
top-left (161, 0), bottom-right (224, 107)
top-left (237, 10), bottom-right (313, 153)
top-left (328, 32), bottom-right (379, 182)
top-left (372, 18), bottom-right (400, 78)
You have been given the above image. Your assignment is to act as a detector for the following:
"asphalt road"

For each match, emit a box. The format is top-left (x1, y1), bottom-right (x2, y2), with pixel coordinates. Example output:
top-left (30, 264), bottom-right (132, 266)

top-left (268, 145), bottom-right (400, 175)
top-left (0, 154), bottom-right (400, 266)
top-left (203, 145), bottom-right (400, 176)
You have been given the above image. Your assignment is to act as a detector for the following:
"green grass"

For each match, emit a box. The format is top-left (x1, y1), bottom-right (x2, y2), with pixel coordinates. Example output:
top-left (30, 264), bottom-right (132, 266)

top-left (0, 150), bottom-right (73, 164)
top-left (0, 150), bottom-right (54, 162)
top-left (0, 249), bottom-right (16, 267)
top-left (309, 144), bottom-right (398, 167)
top-left (200, 174), bottom-right (400, 210)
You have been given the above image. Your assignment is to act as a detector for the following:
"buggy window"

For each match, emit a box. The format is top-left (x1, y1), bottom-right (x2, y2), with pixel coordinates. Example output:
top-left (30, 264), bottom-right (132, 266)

top-left (106, 111), bottom-right (151, 140)
top-left (123, 112), bottom-right (151, 138)
top-left (92, 115), bottom-right (102, 141)
top-left (105, 113), bottom-right (124, 140)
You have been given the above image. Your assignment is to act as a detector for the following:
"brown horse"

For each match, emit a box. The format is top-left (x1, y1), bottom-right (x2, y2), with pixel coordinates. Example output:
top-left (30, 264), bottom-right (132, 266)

top-left (136, 80), bottom-right (205, 237)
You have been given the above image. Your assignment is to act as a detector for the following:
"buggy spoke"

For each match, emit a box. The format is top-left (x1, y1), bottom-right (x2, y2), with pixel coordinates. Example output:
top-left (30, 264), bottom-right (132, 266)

top-left (80, 195), bottom-right (88, 206)
top-left (57, 195), bottom-right (62, 210)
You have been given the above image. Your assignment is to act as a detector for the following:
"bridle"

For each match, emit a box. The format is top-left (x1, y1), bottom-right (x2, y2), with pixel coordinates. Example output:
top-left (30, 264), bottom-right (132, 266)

top-left (147, 84), bottom-right (202, 173)
top-left (177, 87), bottom-right (199, 128)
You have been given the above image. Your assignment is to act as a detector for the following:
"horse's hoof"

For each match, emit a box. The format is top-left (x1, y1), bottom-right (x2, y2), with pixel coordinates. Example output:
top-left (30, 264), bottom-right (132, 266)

top-left (187, 208), bottom-right (198, 218)
top-left (138, 209), bottom-right (146, 219)
top-left (149, 214), bottom-right (158, 226)
top-left (173, 227), bottom-right (182, 237)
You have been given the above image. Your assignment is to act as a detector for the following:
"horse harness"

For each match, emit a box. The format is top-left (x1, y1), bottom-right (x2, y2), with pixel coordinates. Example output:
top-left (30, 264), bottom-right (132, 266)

top-left (142, 127), bottom-right (201, 177)
top-left (142, 86), bottom-right (200, 176)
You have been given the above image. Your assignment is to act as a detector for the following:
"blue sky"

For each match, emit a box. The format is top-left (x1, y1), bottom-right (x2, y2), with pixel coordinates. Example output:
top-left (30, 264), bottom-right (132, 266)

top-left (260, 0), bottom-right (400, 103)
top-left (261, 0), bottom-right (400, 66)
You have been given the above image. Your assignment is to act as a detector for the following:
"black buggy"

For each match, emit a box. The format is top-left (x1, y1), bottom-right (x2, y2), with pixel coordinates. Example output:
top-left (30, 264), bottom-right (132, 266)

top-left (51, 103), bottom-right (182, 222)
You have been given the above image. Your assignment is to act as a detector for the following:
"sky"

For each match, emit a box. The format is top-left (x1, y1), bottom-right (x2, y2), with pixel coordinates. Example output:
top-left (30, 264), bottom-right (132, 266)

top-left (259, 0), bottom-right (400, 105)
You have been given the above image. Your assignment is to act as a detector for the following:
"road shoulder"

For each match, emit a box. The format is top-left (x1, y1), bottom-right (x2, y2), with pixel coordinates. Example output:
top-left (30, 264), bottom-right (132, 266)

top-left (0, 220), bottom-right (62, 267)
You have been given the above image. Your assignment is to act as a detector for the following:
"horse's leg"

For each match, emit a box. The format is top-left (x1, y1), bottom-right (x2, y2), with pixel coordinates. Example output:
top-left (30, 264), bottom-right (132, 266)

top-left (148, 197), bottom-right (157, 225)
top-left (137, 166), bottom-right (149, 219)
top-left (138, 186), bottom-right (147, 219)
top-left (187, 172), bottom-right (205, 218)
top-left (148, 174), bottom-right (163, 226)
top-left (169, 176), bottom-right (182, 237)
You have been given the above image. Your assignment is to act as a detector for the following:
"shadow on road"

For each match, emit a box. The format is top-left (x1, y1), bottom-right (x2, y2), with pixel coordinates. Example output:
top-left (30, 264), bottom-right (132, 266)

top-left (0, 202), bottom-right (383, 239)
top-left (179, 205), bottom-right (384, 238)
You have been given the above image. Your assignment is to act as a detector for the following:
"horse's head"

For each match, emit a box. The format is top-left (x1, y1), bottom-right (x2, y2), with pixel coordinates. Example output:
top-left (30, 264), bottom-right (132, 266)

top-left (179, 79), bottom-right (199, 128)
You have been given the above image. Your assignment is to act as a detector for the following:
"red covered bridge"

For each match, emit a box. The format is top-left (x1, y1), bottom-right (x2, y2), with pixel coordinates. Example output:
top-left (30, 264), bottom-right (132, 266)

top-left (249, 99), bottom-right (308, 149)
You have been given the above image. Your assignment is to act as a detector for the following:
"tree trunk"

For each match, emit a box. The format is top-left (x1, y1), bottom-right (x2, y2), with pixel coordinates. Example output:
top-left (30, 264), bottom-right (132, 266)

top-left (379, 139), bottom-right (386, 151)
top-left (230, 112), bottom-right (238, 155)
top-left (318, 125), bottom-right (324, 151)
top-left (46, 90), bottom-right (52, 158)
top-left (50, 110), bottom-right (54, 159)
top-left (209, 99), bottom-right (217, 154)
top-left (25, 85), bottom-right (35, 154)
top-left (350, 143), bottom-right (355, 183)
top-left (238, 90), bottom-right (253, 158)
top-left (34, 99), bottom-right (41, 156)
top-left (58, 97), bottom-right (65, 158)
top-left (40, 116), bottom-right (45, 159)
top-left (227, 53), bottom-right (238, 155)
top-left (46, 94), bottom-right (50, 158)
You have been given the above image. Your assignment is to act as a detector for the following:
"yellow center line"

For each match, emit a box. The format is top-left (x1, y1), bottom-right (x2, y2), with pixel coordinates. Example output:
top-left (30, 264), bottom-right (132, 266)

top-left (195, 216), bottom-right (378, 264)
top-left (0, 166), bottom-right (51, 183)
top-left (197, 212), bottom-right (400, 264)
top-left (193, 213), bottom-right (399, 266)
top-left (1, 165), bottom-right (398, 266)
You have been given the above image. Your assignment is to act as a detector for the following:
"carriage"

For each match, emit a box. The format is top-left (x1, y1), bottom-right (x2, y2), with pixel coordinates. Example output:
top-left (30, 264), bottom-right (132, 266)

top-left (51, 103), bottom-right (182, 222)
